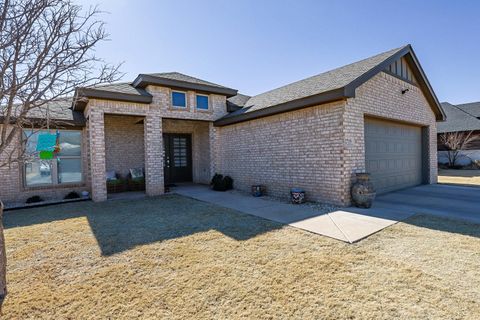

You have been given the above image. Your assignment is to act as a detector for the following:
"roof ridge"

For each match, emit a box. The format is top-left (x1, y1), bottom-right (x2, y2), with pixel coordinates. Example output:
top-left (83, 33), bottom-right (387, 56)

top-left (246, 45), bottom-right (407, 102)
top-left (93, 81), bottom-right (134, 87)
top-left (456, 101), bottom-right (480, 107)
top-left (452, 103), bottom-right (480, 120)
top-left (146, 71), bottom-right (230, 89)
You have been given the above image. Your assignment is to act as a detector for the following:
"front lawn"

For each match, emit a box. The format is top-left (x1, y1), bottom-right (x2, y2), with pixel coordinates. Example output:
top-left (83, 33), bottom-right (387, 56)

top-left (439, 169), bottom-right (480, 187)
top-left (2, 195), bottom-right (480, 319)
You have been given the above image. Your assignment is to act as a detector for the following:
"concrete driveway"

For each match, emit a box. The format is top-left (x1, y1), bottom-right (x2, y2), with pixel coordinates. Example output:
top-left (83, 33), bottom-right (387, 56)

top-left (173, 184), bottom-right (479, 243)
top-left (369, 184), bottom-right (480, 224)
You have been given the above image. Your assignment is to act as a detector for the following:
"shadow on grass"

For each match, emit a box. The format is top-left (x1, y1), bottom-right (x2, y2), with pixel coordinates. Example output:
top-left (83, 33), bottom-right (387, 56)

top-left (403, 214), bottom-right (480, 239)
top-left (4, 194), bottom-right (283, 256)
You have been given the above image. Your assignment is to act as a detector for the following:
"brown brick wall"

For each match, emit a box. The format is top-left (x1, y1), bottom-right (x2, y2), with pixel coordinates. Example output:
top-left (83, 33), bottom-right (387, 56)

top-left (216, 101), bottom-right (347, 205)
top-left (104, 115), bottom-right (145, 178)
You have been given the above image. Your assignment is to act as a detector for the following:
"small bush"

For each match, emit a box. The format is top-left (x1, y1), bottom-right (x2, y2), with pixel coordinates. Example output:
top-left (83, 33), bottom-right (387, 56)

top-left (210, 174), bottom-right (233, 191)
top-left (64, 191), bottom-right (80, 199)
top-left (224, 176), bottom-right (233, 190)
top-left (26, 195), bottom-right (43, 204)
top-left (107, 178), bottom-right (125, 186)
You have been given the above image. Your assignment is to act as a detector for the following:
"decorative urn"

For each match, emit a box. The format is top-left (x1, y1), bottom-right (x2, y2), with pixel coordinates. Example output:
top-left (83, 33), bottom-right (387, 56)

top-left (351, 173), bottom-right (376, 208)
top-left (290, 188), bottom-right (305, 204)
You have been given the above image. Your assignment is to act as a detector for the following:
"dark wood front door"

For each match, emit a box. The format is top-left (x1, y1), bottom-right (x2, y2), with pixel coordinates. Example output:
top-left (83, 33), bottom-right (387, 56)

top-left (163, 133), bottom-right (192, 185)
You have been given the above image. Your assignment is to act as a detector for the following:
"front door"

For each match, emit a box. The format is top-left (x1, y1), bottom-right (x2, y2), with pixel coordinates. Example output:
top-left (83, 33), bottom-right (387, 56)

top-left (163, 133), bottom-right (193, 185)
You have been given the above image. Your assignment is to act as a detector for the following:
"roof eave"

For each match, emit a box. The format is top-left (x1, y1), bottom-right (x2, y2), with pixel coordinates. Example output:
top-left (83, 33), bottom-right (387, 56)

top-left (214, 87), bottom-right (347, 126)
top-left (0, 115), bottom-right (86, 128)
top-left (73, 87), bottom-right (153, 111)
top-left (403, 47), bottom-right (446, 121)
top-left (133, 74), bottom-right (238, 97)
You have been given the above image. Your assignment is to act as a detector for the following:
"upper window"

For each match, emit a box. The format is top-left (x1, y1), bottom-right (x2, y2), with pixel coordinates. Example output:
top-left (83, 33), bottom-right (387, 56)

top-left (196, 95), bottom-right (209, 110)
top-left (23, 130), bottom-right (82, 187)
top-left (172, 91), bottom-right (186, 108)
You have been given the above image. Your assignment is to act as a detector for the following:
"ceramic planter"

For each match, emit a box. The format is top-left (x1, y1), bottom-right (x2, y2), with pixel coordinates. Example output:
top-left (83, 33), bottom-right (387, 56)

top-left (351, 173), bottom-right (376, 208)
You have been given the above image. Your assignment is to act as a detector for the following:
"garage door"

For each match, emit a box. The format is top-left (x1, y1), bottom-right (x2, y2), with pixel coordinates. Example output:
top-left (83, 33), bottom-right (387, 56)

top-left (364, 118), bottom-right (423, 194)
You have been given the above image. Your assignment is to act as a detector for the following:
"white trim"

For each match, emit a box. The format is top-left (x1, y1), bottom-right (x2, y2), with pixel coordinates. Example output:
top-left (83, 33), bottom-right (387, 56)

top-left (171, 90), bottom-right (187, 108)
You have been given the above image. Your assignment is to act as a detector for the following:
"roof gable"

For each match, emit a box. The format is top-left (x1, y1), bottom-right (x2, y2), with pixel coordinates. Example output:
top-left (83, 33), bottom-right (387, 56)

top-left (215, 45), bottom-right (445, 126)
top-left (384, 56), bottom-right (418, 85)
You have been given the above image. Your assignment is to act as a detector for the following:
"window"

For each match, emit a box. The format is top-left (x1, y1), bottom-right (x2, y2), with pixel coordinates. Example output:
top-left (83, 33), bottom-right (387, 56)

top-left (172, 91), bottom-right (186, 108)
top-left (24, 130), bottom-right (82, 187)
top-left (196, 94), bottom-right (209, 110)
top-left (57, 131), bottom-right (82, 183)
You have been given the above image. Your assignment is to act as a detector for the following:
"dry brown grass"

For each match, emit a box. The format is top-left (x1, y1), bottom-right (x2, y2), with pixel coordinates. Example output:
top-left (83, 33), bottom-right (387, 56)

top-left (2, 195), bottom-right (480, 319)
top-left (439, 169), bottom-right (480, 187)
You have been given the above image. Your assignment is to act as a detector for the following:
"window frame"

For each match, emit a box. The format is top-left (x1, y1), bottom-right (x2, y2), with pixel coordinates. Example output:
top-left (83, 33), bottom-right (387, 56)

top-left (23, 129), bottom-right (84, 188)
top-left (195, 94), bottom-right (210, 111)
top-left (171, 90), bottom-right (187, 109)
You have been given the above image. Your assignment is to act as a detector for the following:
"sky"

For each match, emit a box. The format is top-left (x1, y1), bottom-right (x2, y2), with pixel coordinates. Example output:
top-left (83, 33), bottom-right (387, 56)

top-left (78, 0), bottom-right (480, 104)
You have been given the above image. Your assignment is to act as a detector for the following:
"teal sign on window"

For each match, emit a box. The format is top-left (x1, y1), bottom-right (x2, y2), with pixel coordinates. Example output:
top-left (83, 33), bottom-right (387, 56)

top-left (36, 133), bottom-right (57, 152)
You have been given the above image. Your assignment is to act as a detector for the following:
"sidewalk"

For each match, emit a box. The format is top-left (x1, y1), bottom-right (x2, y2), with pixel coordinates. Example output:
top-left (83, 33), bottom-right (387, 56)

top-left (173, 184), bottom-right (414, 243)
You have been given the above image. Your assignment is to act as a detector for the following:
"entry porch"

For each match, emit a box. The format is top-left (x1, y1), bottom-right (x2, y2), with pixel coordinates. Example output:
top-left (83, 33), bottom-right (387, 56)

top-left (88, 111), bottom-right (215, 201)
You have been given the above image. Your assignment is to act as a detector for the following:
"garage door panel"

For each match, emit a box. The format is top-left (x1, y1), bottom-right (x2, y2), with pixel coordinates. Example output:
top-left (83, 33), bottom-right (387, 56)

top-left (365, 118), bottom-right (422, 194)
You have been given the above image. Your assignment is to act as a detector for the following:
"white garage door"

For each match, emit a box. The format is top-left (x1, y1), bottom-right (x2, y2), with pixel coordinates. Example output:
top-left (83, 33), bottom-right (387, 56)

top-left (364, 118), bottom-right (423, 194)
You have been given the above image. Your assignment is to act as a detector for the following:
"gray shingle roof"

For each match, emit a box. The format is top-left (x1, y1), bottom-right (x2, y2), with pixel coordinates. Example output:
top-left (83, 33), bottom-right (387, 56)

top-left (215, 45), bottom-right (445, 126)
top-left (456, 101), bottom-right (480, 118)
top-left (147, 72), bottom-right (232, 90)
top-left (241, 46), bottom-right (405, 113)
top-left (88, 82), bottom-right (151, 97)
top-left (227, 93), bottom-right (251, 112)
top-left (437, 102), bottom-right (480, 133)
top-left (1, 97), bottom-right (85, 126)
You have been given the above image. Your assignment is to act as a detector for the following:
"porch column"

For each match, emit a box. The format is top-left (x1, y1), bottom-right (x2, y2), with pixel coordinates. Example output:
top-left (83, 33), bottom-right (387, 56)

top-left (88, 110), bottom-right (107, 202)
top-left (144, 113), bottom-right (164, 196)
top-left (209, 122), bottom-right (218, 178)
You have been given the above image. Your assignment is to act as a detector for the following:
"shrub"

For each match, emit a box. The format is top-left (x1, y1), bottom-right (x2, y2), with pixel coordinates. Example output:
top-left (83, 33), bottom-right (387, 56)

top-left (107, 178), bottom-right (127, 193)
top-left (107, 178), bottom-right (125, 186)
top-left (26, 195), bottom-right (43, 204)
top-left (210, 174), bottom-right (234, 191)
top-left (224, 176), bottom-right (233, 190)
top-left (64, 191), bottom-right (80, 199)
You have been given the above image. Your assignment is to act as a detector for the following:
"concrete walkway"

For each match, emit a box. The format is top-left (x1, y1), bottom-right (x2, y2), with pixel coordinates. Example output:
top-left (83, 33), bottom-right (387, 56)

top-left (173, 184), bottom-right (480, 243)
top-left (171, 185), bottom-right (401, 243)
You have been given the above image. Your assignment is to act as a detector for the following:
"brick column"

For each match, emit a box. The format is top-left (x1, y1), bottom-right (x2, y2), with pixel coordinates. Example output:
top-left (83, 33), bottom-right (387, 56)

top-left (208, 122), bottom-right (218, 178)
top-left (88, 110), bottom-right (107, 202)
top-left (144, 114), bottom-right (164, 196)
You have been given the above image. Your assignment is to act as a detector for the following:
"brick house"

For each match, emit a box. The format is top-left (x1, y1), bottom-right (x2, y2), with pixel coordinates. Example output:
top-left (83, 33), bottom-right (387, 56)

top-left (0, 45), bottom-right (445, 206)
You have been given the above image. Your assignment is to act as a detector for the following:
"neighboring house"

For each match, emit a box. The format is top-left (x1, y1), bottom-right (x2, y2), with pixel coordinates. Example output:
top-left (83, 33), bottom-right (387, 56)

top-left (437, 102), bottom-right (480, 165)
top-left (0, 44), bottom-right (445, 206)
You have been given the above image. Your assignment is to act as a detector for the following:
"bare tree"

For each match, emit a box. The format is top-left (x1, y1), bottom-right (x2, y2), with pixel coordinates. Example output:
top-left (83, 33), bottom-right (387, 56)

top-left (439, 131), bottom-right (480, 168)
top-left (0, 0), bottom-right (121, 311)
